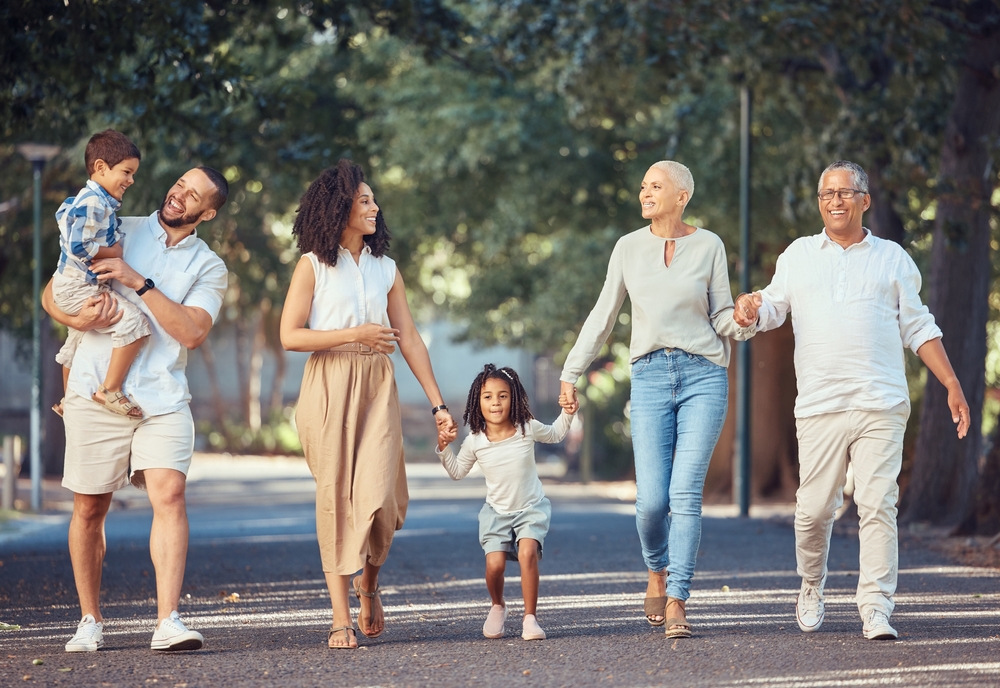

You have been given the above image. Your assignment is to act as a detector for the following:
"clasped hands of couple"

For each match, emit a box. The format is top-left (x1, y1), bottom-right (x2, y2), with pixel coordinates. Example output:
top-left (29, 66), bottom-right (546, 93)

top-left (733, 292), bottom-right (763, 328)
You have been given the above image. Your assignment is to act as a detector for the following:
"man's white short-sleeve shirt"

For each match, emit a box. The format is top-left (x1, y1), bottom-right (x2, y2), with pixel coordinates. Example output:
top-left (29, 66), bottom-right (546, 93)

top-left (67, 212), bottom-right (228, 417)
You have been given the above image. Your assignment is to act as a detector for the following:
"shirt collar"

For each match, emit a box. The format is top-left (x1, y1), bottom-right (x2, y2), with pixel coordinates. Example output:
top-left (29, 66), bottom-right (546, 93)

top-left (338, 243), bottom-right (373, 257)
top-left (149, 211), bottom-right (199, 248)
top-left (85, 179), bottom-right (121, 212)
top-left (818, 226), bottom-right (873, 249)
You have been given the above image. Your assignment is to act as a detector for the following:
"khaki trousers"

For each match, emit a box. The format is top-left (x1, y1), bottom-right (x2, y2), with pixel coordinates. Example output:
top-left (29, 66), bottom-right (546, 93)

top-left (794, 402), bottom-right (908, 618)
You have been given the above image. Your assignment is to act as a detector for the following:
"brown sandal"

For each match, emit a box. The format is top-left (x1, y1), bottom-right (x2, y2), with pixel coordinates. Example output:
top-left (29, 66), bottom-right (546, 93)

top-left (645, 570), bottom-right (668, 626)
top-left (92, 385), bottom-right (143, 419)
top-left (327, 625), bottom-right (357, 649)
top-left (664, 597), bottom-right (692, 638)
top-left (353, 576), bottom-right (384, 638)
top-left (644, 596), bottom-right (667, 626)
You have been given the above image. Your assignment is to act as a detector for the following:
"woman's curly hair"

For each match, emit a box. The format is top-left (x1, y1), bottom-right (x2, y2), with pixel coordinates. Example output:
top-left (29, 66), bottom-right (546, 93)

top-left (464, 363), bottom-right (534, 435)
top-left (292, 159), bottom-right (391, 266)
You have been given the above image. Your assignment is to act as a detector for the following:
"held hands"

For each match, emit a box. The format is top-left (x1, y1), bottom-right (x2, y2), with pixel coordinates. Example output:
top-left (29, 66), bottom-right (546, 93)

top-left (733, 292), bottom-right (763, 327)
top-left (435, 409), bottom-right (458, 451)
top-left (76, 292), bottom-right (122, 331)
top-left (558, 381), bottom-right (579, 415)
top-left (355, 323), bottom-right (400, 354)
top-left (437, 421), bottom-right (458, 451)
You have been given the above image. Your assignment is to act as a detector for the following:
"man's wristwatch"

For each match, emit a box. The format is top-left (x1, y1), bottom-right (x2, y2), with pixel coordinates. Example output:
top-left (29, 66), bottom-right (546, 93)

top-left (136, 278), bottom-right (155, 296)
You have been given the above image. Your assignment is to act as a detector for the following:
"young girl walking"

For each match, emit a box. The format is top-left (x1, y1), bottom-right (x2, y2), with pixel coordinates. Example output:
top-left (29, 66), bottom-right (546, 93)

top-left (436, 364), bottom-right (576, 641)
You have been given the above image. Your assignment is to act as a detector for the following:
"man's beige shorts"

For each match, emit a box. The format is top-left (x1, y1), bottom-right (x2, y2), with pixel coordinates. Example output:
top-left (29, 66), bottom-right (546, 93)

top-left (62, 388), bottom-right (194, 494)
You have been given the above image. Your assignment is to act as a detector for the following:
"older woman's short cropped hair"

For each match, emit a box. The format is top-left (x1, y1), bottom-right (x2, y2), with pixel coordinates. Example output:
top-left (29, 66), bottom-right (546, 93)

top-left (650, 161), bottom-right (695, 204)
top-left (818, 160), bottom-right (869, 194)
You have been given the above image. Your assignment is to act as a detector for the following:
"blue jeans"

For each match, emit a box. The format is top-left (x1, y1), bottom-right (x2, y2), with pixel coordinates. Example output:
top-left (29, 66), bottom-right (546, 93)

top-left (630, 348), bottom-right (728, 601)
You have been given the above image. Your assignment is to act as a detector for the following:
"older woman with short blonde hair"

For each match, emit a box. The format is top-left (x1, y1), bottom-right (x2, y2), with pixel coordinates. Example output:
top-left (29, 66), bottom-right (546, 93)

top-left (560, 161), bottom-right (753, 638)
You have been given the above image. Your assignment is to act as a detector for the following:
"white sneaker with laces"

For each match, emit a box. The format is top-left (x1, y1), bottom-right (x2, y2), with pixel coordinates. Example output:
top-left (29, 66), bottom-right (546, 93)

top-left (65, 614), bottom-right (104, 652)
top-left (796, 584), bottom-right (825, 632)
top-left (863, 609), bottom-right (898, 640)
top-left (150, 611), bottom-right (204, 651)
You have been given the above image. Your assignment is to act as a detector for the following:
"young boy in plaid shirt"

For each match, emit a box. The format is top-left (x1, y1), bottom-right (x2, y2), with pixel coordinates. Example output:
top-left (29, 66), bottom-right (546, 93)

top-left (52, 130), bottom-right (150, 419)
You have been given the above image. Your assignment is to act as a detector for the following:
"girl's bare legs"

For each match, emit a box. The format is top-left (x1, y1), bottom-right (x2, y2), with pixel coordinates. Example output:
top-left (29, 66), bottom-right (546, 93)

top-left (483, 552), bottom-right (508, 638)
top-left (517, 539), bottom-right (540, 616)
top-left (485, 552), bottom-right (507, 606)
top-left (518, 539), bottom-right (546, 639)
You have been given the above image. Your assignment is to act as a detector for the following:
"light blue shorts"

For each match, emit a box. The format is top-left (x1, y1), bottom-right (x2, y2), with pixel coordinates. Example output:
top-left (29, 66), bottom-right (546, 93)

top-left (478, 497), bottom-right (551, 561)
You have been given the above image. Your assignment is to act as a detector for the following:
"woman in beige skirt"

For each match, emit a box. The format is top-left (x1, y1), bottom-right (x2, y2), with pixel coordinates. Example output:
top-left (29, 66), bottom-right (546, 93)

top-left (280, 160), bottom-right (456, 649)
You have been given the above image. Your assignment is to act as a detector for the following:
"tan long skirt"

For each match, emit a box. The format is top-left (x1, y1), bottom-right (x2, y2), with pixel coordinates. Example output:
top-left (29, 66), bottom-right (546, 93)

top-left (295, 351), bottom-right (407, 575)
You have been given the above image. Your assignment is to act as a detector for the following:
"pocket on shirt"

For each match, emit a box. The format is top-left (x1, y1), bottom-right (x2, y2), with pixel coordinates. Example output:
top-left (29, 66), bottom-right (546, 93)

top-left (157, 271), bottom-right (198, 303)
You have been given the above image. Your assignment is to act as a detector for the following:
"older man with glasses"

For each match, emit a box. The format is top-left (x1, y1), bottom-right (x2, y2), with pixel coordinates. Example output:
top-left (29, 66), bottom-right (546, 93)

top-left (734, 160), bottom-right (970, 640)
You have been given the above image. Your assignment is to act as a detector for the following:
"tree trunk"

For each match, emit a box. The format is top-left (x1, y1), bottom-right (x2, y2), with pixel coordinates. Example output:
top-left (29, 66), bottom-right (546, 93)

top-left (959, 431), bottom-right (1000, 536)
top-left (198, 337), bottom-right (230, 436)
top-left (901, 29), bottom-right (1000, 527)
top-left (268, 339), bottom-right (287, 416)
top-left (233, 319), bottom-right (250, 426)
top-left (248, 311), bottom-right (266, 434)
top-left (866, 162), bottom-right (906, 246)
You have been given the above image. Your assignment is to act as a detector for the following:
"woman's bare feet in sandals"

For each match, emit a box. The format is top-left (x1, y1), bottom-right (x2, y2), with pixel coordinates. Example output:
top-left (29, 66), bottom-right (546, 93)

top-left (645, 569), bottom-right (667, 625)
top-left (328, 626), bottom-right (358, 649)
top-left (92, 385), bottom-right (143, 419)
top-left (665, 597), bottom-right (692, 638)
top-left (353, 576), bottom-right (385, 638)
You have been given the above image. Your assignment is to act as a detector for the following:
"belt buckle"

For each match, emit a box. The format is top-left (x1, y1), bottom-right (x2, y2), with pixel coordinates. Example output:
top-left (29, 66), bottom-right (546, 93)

top-left (358, 343), bottom-right (373, 354)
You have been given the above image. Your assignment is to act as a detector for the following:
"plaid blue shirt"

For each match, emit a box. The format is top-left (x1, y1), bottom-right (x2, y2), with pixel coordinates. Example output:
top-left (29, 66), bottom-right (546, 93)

top-left (55, 180), bottom-right (122, 285)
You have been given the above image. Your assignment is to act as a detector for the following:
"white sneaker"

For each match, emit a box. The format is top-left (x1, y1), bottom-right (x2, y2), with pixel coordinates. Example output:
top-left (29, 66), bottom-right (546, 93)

top-left (796, 584), bottom-right (825, 632)
top-left (150, 611), bottom-right (204, 651)
top-left (521, 614), bottom-right (546, 641)
top-left (65, 614), bottom-right (104, 652)
top-left (483, 604), bottom-right (507, 639)
top-left (863, 609), bottom-right (898, 640)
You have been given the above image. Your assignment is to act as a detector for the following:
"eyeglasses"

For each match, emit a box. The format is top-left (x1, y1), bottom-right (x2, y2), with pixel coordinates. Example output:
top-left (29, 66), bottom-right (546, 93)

top-left (817, 188), bottom-right (867, 201)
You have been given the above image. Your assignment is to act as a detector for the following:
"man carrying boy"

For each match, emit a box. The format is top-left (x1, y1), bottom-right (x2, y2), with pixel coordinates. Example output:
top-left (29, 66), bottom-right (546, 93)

top-left (43, 166), bottom-right (230, 652)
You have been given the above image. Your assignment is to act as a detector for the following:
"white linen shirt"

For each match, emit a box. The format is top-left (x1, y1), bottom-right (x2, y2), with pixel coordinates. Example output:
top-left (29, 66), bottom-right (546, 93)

top-left (756, 228), bottom-right (941, 419)
top-left (305, 248), bottom-right (396, 331)
top-left (67, 212), bottom-right (228, 417)
top-left (435, 412), bottom-right (573, 514)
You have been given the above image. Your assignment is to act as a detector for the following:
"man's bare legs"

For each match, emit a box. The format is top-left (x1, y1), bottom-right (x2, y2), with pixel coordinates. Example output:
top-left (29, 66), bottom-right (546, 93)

top-left (143, 468), bottom-right (189, 622)
top-left (68, 492), bottom-right (114, 622)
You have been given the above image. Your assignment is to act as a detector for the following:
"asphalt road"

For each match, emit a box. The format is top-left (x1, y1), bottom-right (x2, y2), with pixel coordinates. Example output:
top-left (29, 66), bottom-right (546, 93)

top-left (1, 456), bottom-right (998, 687)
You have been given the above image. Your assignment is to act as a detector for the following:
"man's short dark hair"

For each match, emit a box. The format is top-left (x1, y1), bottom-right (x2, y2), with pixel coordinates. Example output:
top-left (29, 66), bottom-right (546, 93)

top-left (84, 130), bottom-right (141, 176)
top-left (197, 166), bottom-right (229, 210)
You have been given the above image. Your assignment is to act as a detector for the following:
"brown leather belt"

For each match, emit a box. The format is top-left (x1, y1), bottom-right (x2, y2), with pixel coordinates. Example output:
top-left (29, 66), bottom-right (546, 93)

top-left (322, 343), bottom-right (392, 355)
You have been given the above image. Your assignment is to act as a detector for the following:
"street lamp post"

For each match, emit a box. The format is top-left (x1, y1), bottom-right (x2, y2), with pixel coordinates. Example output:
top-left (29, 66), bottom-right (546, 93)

top-left (15, 143), bottom-right (61, 513)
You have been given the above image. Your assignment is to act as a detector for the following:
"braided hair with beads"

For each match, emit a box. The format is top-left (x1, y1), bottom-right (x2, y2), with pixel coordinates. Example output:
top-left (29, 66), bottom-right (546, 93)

top-left (292, 159), bottom-right (391, 267)
top-left (464, 363), bottom-right (534, 435)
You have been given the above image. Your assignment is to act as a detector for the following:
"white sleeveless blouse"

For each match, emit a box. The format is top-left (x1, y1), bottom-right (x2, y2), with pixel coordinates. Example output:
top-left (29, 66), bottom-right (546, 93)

top-left (305, 247), bottom-right (397, 331)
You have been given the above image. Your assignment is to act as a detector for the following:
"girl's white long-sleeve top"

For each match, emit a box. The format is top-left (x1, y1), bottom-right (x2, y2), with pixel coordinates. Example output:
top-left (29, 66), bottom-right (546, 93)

top-left (435, 411), bottom-right (573, 514)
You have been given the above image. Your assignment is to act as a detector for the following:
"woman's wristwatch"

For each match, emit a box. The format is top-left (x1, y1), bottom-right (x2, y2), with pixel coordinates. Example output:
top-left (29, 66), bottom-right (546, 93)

top-left (431, 404), bottom-right (449, 416)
